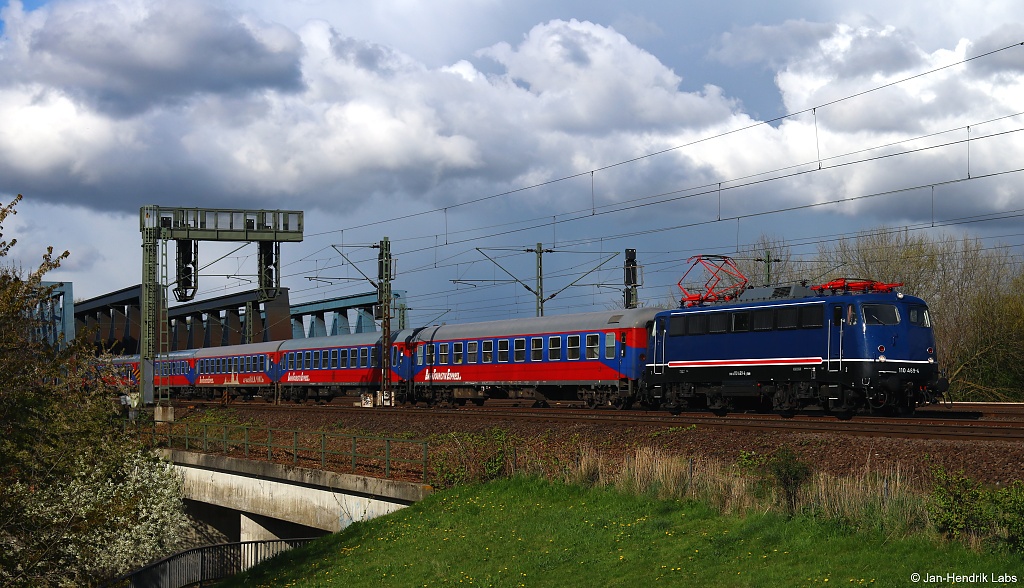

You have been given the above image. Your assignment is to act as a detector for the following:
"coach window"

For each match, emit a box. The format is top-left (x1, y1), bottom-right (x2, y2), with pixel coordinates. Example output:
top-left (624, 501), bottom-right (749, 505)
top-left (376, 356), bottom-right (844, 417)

top-left (605, 332), bottom-right (617, 359)
top-left (586, 334), bottom-right (600, 359)
top-left (568, 335), bottom-right (581, 360)
top-left (514, 338), bottom-right (526, 362)
top-left (749, 309), bottom-right (770, 331)
top-left (482, 340), bottom-right (493, 363)
top-left (498, 339), bottom-right (510, 362)
top-left (439, 343), bottom-right (449, 365)
top-left (467, 341), bottom-right (478, 363)
top-left (371, 347), bottom-right (379, 368)
top-left (313, 351), bottom-right (321, 369)
top-left (329, 349), bottom-right (337, 368)
top-left (416, 345), bottom-right (424, 366)
top-left (259, 356), bottom-right (266, 372)
top-left (360, 347), bottom-right (369, 367)
top-left (548, 336), bottom-right (561, 360)
top-left (453, 342), bottom-right (464, 364)
top-left (425, 344), bottom-right (435, 366)
top-left (800, 306), bottom-right (824, 329)
top-left (301, 351), bottom-right (309, 369)
top-left (732, 312), bottom-right (750, 333)
top-left (532, 338), bottom-right (544, 361)
top-left (687, 314), bottom-right (707, 335)
top-left (708, 313), bottom-right (729, 334)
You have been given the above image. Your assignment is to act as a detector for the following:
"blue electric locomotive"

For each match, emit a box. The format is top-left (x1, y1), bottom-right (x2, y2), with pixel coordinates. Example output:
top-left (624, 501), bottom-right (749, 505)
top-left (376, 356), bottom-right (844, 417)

top-left (641, 279), bottom-right (948, 415)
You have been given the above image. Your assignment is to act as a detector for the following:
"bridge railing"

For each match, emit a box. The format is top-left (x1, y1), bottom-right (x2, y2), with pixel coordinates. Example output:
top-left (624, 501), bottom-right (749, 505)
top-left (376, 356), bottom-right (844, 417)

top-left (131, 421), bottom-right (429, 481)
top-left (104, 537), bottom-right (316, 588)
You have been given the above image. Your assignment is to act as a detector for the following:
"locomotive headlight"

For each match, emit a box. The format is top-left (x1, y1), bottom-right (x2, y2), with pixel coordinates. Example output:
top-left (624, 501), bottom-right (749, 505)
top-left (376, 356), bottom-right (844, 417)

top-left (878, 355), bottom-right (887, 362)
top-left (928, 357), bottom-right (934, 363)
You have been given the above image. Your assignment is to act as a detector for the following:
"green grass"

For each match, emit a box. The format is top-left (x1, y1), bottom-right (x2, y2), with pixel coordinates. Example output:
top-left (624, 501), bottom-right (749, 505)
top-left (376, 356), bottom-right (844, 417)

top-left (220, 477), bottom-right (1023, 587)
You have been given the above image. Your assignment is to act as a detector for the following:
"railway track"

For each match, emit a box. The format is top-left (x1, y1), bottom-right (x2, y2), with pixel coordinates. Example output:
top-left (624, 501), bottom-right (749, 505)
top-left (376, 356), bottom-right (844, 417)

top-left (173, 399), bottom-right (1024, 442)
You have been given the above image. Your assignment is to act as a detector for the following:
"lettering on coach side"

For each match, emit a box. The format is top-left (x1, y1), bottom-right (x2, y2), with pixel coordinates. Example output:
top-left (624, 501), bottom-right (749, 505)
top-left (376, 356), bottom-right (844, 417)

top-left (429, 369), bottom-right (463, 381)
top-left (286, 372), bottom-right (311, 382)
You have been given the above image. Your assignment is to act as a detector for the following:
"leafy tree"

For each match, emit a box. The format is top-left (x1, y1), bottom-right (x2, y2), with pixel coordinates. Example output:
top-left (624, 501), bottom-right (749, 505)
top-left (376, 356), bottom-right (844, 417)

top-left (0, 194), bottom-right (189, 586)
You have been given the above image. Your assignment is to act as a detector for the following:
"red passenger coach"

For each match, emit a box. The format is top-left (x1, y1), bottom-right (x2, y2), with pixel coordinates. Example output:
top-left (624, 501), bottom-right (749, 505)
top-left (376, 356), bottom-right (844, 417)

top-left (401, 308), bottom-right (659, 408)
top-left (193, 342), bottom-right (283, 401)
top-left (277, 332), bottom-right (385, 402)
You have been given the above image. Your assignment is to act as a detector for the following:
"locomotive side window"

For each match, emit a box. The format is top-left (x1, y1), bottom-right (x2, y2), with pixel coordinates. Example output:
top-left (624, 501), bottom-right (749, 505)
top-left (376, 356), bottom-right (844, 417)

top-left (532, 338), bottom-right (543, 361)
top-left (864, 304), bottom-right (900, 325)
top-left (568, 335), bottom-right (581, 360)
top-left (731, 312), bottom-right (750, 332)
top-left (708, 313), bottom-right (729, 334)
top-left (800, 306), bottom-right (824, 329)
top-left (776, 307), bottom-right (799, 329)
top-left (467, 341), bottom-right (478, 363)
top-left (686, 314), bottom-right (707, 335)
top-left (498, 339), bottom-right (510, 362)
top-left (668, 315), bottom-right (686, 336)
top-left (548, 336), bottom-right (561, 360)
top-left (482, 340), bottom-right (493, 363)
top-left (453, 342), bottom-right (464, 364)
top-left (586, 334), bottom-right (600, 359)
top-left (909, 306), bottom-right (931, 327)
top-left (752, 309), bottom-right (773, 331)
top-left (514, 338), bottom-right (526, 362)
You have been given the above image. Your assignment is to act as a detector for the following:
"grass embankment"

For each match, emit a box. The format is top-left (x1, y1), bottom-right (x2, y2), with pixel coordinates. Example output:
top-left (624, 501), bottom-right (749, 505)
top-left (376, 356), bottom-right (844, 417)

top-left (220, 476), bottom-right (1022, 588)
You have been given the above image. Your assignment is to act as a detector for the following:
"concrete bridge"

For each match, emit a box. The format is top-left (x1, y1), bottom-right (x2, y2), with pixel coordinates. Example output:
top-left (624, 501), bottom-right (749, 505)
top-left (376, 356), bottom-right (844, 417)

top-left (159, 449), bottom-right (432, 542)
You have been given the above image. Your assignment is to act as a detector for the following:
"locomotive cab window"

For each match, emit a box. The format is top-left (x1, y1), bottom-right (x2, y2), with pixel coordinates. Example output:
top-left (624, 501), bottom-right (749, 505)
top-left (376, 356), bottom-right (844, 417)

top-left (908, 305), bottom-right (931, 327)
top-left (863, 304), bottom-right (899, 326)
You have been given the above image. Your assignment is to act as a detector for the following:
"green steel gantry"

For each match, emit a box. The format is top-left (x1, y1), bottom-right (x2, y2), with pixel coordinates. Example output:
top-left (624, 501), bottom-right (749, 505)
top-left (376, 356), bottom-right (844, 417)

top-left (139, 206), bottom-right (303, 406)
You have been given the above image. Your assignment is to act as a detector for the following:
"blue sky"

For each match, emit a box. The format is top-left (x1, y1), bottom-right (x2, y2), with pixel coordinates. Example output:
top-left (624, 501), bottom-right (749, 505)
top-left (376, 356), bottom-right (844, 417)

top-left (1, 0), bottom-right (1023, 325)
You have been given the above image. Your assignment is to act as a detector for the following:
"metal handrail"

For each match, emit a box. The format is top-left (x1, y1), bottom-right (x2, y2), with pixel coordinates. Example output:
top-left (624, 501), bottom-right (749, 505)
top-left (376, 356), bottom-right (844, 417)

top-left (130, 421), bottom-right (430, 481)
top-left (103, 537), bottom-right (317, 588)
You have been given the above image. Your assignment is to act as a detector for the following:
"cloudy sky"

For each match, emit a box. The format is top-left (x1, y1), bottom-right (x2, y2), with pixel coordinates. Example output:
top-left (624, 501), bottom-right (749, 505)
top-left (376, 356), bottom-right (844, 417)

top-left (1, 0), bottom-right (1023, 327)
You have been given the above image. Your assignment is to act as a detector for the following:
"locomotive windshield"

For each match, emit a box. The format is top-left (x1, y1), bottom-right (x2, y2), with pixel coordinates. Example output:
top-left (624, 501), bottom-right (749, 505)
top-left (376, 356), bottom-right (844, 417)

top-left (862, 304), bottom-right (900, 325)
